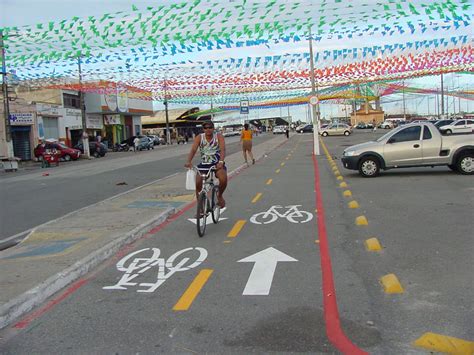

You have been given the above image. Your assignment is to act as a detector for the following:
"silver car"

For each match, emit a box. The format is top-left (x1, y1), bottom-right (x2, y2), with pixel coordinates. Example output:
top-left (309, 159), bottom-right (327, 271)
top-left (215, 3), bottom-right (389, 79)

top-left (320, 123), bottom-right (352, 136)
top-left (341, 122), bottom-right (474, 177)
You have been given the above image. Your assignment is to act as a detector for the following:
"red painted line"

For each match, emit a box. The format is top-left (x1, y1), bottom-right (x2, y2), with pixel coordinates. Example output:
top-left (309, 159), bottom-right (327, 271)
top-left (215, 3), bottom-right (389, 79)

top-left (312, 154), bottom-right (367, 355)
top-left (13, 279), bottom-right (89, 329)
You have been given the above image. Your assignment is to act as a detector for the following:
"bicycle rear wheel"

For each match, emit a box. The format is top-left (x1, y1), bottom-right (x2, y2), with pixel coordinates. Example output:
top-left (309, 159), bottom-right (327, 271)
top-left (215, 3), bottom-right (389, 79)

top-left (196, 193), bottom-right (207, 237)
top-left (211, 185), bottom-right (220, 224)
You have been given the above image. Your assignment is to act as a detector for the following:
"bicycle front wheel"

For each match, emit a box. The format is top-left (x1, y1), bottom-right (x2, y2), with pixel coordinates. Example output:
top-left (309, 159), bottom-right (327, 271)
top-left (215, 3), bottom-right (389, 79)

top-left (196, 193), bottom-right (207, 237)
top-left (211, 185), bottom-right (220, 224)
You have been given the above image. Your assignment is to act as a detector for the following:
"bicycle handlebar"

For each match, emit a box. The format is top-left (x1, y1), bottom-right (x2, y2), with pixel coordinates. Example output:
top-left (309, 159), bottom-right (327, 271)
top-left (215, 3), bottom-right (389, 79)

top-left (190, 165), bottom-right (217, 179)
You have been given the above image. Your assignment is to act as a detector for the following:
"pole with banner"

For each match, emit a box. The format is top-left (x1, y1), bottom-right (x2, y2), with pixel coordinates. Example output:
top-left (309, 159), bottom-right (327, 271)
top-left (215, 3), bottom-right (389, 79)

top-left (78, 56), bottom-right (90, 158)
top-left (308, 27), bottom-right (320, 155)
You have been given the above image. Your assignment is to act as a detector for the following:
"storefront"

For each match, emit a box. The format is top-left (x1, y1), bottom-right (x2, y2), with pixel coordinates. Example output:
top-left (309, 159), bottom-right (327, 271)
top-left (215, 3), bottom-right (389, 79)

top-left (37, 103), bottom-right (61, 141)
top-left (86, 113), bottom-right (105, 144)
top-left (9, 112), bottom-right (36, 161)
top-left (104, 114), bottom-right (124, 145)
top-left (62, 108), bottom-right (83, 147)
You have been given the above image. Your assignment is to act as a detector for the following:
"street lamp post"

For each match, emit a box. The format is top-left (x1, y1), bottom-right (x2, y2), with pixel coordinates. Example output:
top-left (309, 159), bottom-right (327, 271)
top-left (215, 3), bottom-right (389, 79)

top-left (308, 27), bottom-right (320, 155)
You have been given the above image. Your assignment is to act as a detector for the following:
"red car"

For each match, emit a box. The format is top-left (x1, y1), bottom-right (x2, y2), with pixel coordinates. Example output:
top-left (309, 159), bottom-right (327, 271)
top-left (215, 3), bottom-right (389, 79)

top-left (34, 142), bottom-right (81, 161)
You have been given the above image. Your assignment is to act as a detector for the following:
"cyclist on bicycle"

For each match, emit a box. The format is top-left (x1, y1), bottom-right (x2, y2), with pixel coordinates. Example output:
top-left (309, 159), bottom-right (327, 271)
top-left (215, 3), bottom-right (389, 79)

top-left (185, 121), bottom-right (227, 208)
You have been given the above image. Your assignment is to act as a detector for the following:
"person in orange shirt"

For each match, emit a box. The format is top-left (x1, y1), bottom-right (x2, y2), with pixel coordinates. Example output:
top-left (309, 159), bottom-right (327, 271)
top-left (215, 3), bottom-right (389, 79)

top-left (240, 123), bottom-right (255, 165)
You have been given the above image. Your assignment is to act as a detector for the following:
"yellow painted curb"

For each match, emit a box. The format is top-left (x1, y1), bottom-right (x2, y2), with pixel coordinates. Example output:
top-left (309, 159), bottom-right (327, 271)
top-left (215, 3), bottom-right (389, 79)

top-left (336, 176), bottom-right (343, 181)
top-left (348, 200), bottom-right (359, 208)
top-left (343, 190), bottom-right (352, 197)
top-left (413, 332), bottom-right (474, 355)
top-left (365, 238), bottom-right (382, 251)
top-left (380, 274), bottom-right (404, 294)
top-left (339, 182), bottom-right (348, 188)
top-left (355, 215), bottom-right (368, 225)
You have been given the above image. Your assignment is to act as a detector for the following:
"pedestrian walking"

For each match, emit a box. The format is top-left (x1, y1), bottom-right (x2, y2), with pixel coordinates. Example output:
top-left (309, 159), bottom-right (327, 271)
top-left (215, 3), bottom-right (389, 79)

top-left (372, 119), bottom-right (377, 132)
top-left (133, 136), bottom-right (140, 152)
top-left (240, 123), bottom-right (255, 165)
top-left (285, 126), bottom-right (289, 139)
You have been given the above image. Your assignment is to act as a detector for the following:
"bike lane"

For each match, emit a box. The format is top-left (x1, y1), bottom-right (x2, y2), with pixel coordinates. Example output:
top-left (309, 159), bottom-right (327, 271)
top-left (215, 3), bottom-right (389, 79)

top-left (1, 135), bottom-right (377, 353)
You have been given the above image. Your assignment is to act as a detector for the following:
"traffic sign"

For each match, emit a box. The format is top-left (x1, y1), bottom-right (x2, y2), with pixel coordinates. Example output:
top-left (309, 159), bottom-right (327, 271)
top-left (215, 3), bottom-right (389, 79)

top-left (240, 100), bottom-right (249, 114)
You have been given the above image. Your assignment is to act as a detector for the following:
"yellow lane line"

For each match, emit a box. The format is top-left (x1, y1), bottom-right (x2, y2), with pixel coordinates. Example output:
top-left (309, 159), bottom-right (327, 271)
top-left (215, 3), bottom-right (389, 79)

top-left (227, 220), bottom-right (247, 238)
top-left (280, 162), bottom-right (285, 167)
top-left (275, 169), bottom-right (281, 173)
top-left (173, 269), bottom-right (214, 311)
top-left (251, 193), bottom-right (263, 203)
top-left (266, 179), bottom-right (273, 185)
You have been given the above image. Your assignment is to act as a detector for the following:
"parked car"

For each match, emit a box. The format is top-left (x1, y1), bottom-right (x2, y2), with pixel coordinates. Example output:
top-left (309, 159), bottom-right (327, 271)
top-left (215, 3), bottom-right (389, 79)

top-left (222, 130), bottom-right (240, 137)
top-left (295, 124), bottom-right (313, 133)
top-left (136, 137), bottom-right (154, 151)
top-left (439, 119), bottom-right (474, 135)
top-left (319, 123), bottom-right (352, 136)
top-left (355, 122), bottom-right (367, 129)
top-left (74, 141), bottom-right (108, 157)
top-left (147, 135), bottom-right (165, 145)
top-left (34, 142), bottom-right (81, 161)
top-left (341, 122), bottom-right (474, 177)
top-left (273, 125), bottom-right (287, 134)
top-left (379, 121), bottom-right (394, 129)
top-left (433, 119), bottom-right (454, 130)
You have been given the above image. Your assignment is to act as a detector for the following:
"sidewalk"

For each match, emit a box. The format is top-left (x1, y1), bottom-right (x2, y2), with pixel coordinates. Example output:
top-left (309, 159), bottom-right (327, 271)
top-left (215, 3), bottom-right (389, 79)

top-left (0, 134), bottom-right (290, 329)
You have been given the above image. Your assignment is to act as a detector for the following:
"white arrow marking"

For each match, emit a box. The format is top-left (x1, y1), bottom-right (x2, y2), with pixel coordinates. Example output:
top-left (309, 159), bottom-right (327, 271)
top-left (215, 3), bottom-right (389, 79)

top-left (238, 247), bottom-right (297, 295)
top-left (188, 207), bottom-right (227, 224)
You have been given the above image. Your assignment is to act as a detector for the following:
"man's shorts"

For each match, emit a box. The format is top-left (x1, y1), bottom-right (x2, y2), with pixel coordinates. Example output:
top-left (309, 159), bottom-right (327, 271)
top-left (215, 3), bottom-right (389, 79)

top-left (197, 162), bottom-right (227, 176)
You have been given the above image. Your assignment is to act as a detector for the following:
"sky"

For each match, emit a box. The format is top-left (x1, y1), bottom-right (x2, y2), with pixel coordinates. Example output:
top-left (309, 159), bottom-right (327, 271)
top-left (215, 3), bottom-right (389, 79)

top-left (1, 0), bottom-right (472, 121)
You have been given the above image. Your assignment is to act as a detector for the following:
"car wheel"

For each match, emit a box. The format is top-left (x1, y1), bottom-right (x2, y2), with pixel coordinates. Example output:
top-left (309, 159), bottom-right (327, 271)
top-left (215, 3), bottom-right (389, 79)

top-left (64, 154), bottom-right (71, 161)
top-left (447, 164), bottom-right (457, 171)
top-left (93, 151), bottom-right (100, 158)
top-left (322, 131), bottom-right (328, 137)
top-left (456, 152), bottom-right (474, 175)
top-left (358, 156), bottom-right (380, 177)
top-left (344, 131), bottom-right (350, 136)
top-left (445, 129), bottom-right (452, 135)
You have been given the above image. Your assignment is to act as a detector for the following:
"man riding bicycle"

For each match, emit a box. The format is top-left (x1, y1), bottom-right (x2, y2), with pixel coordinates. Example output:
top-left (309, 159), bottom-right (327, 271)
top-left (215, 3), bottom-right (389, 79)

top-left (185, 121), bottom-right (227, 208)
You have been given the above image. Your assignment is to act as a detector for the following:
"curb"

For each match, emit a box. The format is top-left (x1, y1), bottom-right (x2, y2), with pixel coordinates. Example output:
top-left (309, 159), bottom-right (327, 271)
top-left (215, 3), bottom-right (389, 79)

top-left (0, 207), bottom-right (175, 330)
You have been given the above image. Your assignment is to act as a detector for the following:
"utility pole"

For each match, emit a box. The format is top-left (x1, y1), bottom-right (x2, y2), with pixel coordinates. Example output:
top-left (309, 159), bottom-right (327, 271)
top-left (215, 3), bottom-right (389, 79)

top-left (440, 73), bottom-right (445, 118)
top-left (402, 79), bottom-right (406, 121)
top-left (1, 29), bottom-right (14, 158)
top-left (77, 56), bottom-right (90, 158)
top-left (308, 27), bottom-right (320, 155)
top-left (163, 78), bottom-right (171, 144)
top-left (209, 84), bottom-right (214, 121)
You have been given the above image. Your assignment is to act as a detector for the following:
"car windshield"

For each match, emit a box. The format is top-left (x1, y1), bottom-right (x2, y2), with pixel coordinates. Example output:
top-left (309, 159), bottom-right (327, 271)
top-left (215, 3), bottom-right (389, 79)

top-left (376, 130), bottom-right (396, 142)
top-left (59, 143), bottom-right (69, 149)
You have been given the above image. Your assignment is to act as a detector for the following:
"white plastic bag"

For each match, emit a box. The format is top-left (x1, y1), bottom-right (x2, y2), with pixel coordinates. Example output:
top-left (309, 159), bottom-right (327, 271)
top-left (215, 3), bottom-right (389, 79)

top-left (185, 169), bottom-right (196, 190)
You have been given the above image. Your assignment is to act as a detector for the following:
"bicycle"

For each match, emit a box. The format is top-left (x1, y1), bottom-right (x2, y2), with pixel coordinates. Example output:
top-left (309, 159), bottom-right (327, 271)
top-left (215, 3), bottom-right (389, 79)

top-left (192, 166), bottom-right (221, 237)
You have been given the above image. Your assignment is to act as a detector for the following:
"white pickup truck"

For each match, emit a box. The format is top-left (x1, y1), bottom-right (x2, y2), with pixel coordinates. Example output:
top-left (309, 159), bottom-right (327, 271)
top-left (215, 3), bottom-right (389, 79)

top-left (341, 122), bottom-right (474, 177)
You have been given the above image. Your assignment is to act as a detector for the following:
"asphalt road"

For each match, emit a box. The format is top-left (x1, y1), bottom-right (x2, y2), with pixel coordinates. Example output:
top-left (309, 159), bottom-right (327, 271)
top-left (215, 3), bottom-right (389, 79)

top-left (0, 134), bottom-right (275, 241)
top-left (1, 131), bottom-right (472, 353)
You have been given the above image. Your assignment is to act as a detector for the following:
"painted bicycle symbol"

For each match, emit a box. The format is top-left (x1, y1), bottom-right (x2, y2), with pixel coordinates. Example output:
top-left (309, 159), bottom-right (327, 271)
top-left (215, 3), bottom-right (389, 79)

top-left (103, 247), bottom-right (207, 293)
top-left (250, 205), bottom-right (313, 225)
